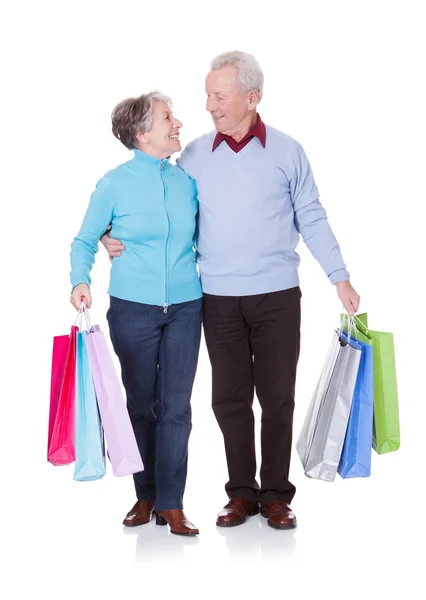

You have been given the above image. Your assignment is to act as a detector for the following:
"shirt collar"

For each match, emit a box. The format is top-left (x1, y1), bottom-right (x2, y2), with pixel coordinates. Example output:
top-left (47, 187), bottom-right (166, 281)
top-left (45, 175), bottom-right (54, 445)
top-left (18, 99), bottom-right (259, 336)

top-left (132, 148), bottom-right (171, 166)
top-left (212, 113), bottom-right (266, 151)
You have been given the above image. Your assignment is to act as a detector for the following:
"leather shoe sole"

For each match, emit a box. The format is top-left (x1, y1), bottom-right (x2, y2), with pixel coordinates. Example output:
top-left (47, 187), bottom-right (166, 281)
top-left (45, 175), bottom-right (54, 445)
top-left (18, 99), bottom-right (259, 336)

top-left (266, 518), bottom-right (297, 530)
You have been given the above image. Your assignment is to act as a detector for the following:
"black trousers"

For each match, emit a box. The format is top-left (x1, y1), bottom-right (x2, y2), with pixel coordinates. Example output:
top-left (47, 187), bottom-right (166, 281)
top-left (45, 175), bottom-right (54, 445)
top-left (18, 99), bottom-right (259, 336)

top-left (203, 287), bottom-right (301, 505)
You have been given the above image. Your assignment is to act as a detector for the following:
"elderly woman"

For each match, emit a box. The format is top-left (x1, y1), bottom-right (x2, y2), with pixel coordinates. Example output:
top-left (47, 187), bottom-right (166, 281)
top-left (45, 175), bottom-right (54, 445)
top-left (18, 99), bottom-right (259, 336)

top-left (69, 92), bottom-right (202, 536)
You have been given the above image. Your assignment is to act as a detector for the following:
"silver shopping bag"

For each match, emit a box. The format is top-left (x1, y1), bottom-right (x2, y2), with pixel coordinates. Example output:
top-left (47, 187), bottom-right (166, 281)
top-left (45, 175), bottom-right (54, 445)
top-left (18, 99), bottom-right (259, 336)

top-left (296, 329), bottom-right (361, 482)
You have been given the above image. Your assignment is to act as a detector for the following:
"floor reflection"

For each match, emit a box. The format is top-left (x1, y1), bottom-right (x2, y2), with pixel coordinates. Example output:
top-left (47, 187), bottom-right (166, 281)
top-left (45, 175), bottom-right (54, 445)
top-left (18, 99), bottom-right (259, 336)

top-left (123, 513), bottom-right (297, 564)
top-left (216, 515), bottom-right (297, 559)
top-left (123, 519), bottom-right (199, 563)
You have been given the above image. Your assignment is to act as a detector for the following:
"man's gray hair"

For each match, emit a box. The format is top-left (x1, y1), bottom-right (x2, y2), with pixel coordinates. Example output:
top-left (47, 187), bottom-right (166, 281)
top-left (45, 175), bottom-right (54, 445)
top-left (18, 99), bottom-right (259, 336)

top-left (210, 51), bottom-right (264, 102)
top-left (112, 91), bottom-right (172, 150)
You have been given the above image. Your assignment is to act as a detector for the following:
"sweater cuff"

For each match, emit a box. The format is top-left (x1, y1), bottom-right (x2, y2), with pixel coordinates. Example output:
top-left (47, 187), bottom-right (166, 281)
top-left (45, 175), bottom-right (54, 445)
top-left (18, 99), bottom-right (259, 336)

top-left (70, 274), bottom-right (91, 293)
top-left (329, 268), bottom-right (350, 285)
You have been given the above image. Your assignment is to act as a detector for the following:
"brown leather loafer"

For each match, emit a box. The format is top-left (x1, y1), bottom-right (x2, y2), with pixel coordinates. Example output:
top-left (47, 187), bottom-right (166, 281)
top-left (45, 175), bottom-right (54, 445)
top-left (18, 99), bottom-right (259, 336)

top-left (155, 509), bottom-right (199, 536)
top-left (123, 500), bottom-right (155, 527)
top-left (216, 497), bottom-right (259, 527)
top-left (260, 500), bottom-right (297, 530)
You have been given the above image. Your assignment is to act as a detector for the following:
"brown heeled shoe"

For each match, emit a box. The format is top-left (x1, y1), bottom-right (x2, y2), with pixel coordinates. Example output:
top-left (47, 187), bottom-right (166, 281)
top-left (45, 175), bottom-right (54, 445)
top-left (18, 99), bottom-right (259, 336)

top-left (123, 500), bottom-right (155, 527)
top-left (155, 509), bottom-right (199, 536)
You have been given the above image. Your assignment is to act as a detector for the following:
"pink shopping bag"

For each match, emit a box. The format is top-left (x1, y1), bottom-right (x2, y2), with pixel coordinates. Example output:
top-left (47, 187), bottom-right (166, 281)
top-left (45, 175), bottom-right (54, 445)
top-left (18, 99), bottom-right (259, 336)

top-left (48, 326), bottom-right (77, 465)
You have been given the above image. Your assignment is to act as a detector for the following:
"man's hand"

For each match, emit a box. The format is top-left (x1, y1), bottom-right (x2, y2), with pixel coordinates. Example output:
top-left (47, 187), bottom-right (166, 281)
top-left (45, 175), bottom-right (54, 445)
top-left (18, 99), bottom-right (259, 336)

top-left (100, 225), bottom-right (125, 262)
top-left (336, 281), bottom-right (360, 316)
top-left (70, 283), bottom-right (92, 310)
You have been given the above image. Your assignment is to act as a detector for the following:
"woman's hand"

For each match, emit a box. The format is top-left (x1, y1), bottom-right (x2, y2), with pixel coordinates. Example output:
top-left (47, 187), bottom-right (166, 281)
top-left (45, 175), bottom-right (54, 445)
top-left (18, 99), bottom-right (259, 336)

top-left (70, 283), bottom-right (92, 310)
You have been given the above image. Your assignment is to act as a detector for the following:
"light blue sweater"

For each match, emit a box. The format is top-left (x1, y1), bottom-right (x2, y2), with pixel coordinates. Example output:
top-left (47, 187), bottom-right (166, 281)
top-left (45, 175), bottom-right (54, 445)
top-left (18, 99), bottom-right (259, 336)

top-left (177, 125), bottom-right (349, 296)
top-left (70, 150), bottom-right (202, 309)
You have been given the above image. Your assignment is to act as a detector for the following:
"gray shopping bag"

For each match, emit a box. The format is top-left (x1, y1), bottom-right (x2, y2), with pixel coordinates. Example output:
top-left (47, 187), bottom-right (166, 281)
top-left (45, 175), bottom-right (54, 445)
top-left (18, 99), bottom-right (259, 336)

top-left (296, 329), bottom-right (361, 481)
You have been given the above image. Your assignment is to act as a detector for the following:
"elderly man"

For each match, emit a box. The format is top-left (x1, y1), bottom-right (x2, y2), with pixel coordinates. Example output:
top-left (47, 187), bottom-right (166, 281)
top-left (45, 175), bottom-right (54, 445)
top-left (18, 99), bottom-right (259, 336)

top-left (102, 50), bottom-right (360, 530)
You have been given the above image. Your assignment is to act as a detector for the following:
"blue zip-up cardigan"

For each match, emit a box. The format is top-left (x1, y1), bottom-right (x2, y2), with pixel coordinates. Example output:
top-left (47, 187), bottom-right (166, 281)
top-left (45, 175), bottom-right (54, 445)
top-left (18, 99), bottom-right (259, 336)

top-left (70, 149), bottom-right (202, 309)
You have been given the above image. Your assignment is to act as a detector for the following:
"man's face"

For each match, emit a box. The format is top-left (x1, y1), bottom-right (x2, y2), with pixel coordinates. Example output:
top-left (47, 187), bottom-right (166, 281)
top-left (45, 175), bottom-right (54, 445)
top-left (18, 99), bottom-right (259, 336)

top-left (205, 65), bottom-right (251, 135)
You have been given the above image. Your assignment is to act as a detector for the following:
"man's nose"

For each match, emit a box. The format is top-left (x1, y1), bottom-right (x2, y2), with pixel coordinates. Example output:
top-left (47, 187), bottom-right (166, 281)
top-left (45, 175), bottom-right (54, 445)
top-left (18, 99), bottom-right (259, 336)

top-left (206, 97), bottom-right (217, 112)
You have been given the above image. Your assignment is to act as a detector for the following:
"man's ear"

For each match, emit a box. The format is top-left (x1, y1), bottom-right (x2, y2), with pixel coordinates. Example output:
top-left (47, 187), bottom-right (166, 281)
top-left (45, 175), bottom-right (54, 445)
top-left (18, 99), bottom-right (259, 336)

top-left (248, 90), bottom-right (259, 110)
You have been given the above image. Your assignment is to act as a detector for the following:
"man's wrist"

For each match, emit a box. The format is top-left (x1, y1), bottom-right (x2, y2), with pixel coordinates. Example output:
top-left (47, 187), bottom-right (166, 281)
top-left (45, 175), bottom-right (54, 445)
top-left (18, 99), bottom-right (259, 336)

top-left (329, 268), bottom-right (350, 285)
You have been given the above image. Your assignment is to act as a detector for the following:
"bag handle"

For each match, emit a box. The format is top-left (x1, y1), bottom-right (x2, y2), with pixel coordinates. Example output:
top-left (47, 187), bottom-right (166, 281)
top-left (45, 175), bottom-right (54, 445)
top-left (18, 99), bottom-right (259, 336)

top-left (352, 314), bottom-right (369, 335)
top-left (338, 313), bottom-right (358, 343)
top-left (73, 302), bottom-right (92, 332)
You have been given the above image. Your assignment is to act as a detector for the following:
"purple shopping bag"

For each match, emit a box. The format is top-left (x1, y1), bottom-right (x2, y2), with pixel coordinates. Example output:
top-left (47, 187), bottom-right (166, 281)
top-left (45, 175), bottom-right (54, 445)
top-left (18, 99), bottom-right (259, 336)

top-left (84, 325), bottom-right (144, 477)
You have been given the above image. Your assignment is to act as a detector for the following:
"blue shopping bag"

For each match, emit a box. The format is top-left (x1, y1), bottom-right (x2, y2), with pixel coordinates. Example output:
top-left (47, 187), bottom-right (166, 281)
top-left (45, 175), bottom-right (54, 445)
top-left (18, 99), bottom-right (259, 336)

top-left (338, 331), bottom-right (374, 478)
top-left (74, 330), bottom-right (106, 481)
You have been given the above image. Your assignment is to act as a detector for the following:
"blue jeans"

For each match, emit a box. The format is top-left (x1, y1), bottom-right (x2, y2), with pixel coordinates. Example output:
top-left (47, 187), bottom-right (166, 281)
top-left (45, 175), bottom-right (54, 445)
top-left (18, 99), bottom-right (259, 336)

top-left (107, 296), bottom-right (202, 510)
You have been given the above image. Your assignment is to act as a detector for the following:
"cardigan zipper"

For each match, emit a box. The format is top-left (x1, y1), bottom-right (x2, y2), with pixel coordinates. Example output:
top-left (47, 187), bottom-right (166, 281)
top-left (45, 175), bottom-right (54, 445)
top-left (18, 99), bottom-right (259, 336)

top-left (160, 159), bottom-right (170, 313)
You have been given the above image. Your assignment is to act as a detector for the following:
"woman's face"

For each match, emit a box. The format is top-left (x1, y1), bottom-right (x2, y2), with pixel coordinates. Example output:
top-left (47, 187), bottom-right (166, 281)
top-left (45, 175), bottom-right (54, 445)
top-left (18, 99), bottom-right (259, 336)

top-left (141, 100), bottom-right (182, 158)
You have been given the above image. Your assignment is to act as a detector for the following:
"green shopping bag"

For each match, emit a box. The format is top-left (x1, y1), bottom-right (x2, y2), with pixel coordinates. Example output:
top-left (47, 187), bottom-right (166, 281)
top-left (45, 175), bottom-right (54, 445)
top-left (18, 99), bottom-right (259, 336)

top-left (340, 313), bottom-right (400, 454)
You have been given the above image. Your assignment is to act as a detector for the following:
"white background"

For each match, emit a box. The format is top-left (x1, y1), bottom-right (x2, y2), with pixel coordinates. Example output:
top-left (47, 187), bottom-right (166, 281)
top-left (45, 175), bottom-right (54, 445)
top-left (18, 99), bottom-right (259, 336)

top-left (2, 1), bottom-right (425, 598)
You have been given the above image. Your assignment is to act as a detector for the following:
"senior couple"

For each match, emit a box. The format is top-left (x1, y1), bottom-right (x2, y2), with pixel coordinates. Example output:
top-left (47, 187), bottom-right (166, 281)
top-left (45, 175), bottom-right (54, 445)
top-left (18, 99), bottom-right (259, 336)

top-left (70, 50), bottom-right (360, 536)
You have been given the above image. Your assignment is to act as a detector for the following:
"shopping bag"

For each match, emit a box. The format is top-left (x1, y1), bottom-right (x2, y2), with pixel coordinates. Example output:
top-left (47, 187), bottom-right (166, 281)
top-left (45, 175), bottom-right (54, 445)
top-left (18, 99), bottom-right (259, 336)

top-left (74, 330), bottom-right (106, 481)
top-left (84, 325), bottom-right (144, 476)
top-left (48, 326), bottom-right (77, 465)
top-left (337, 331), bottom-right (374, 478)
top-left (342, 313), bottom-right (400, 455)
top-left (296, 321), bottom-right (362, 481)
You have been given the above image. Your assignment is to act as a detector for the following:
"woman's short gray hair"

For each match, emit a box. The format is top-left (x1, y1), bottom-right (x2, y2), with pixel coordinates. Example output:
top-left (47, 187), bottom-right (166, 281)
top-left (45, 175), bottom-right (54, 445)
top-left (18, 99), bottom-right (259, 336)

top-left (111, 91), bottom-right (172, 150)
top-left (210, 51), bottom-right (264, 102)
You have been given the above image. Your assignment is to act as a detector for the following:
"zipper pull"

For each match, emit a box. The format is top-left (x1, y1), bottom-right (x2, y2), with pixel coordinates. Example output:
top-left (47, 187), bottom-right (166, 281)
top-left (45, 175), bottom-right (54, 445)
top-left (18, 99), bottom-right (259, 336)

top-left (160, 159), bottom-right (164, 171)
top-left (163, 303), bottom-right (168, 314)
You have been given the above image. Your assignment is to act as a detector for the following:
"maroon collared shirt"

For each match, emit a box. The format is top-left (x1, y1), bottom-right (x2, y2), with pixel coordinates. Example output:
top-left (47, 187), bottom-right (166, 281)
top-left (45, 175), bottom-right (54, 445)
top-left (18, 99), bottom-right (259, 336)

top-left (212, 114), bottom-right (266, 153)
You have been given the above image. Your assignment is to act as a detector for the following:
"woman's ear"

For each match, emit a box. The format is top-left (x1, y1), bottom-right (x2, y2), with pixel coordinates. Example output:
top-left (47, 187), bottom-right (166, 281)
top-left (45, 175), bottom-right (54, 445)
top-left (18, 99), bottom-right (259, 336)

top-left (136, 132), bottom-right (150, 146)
